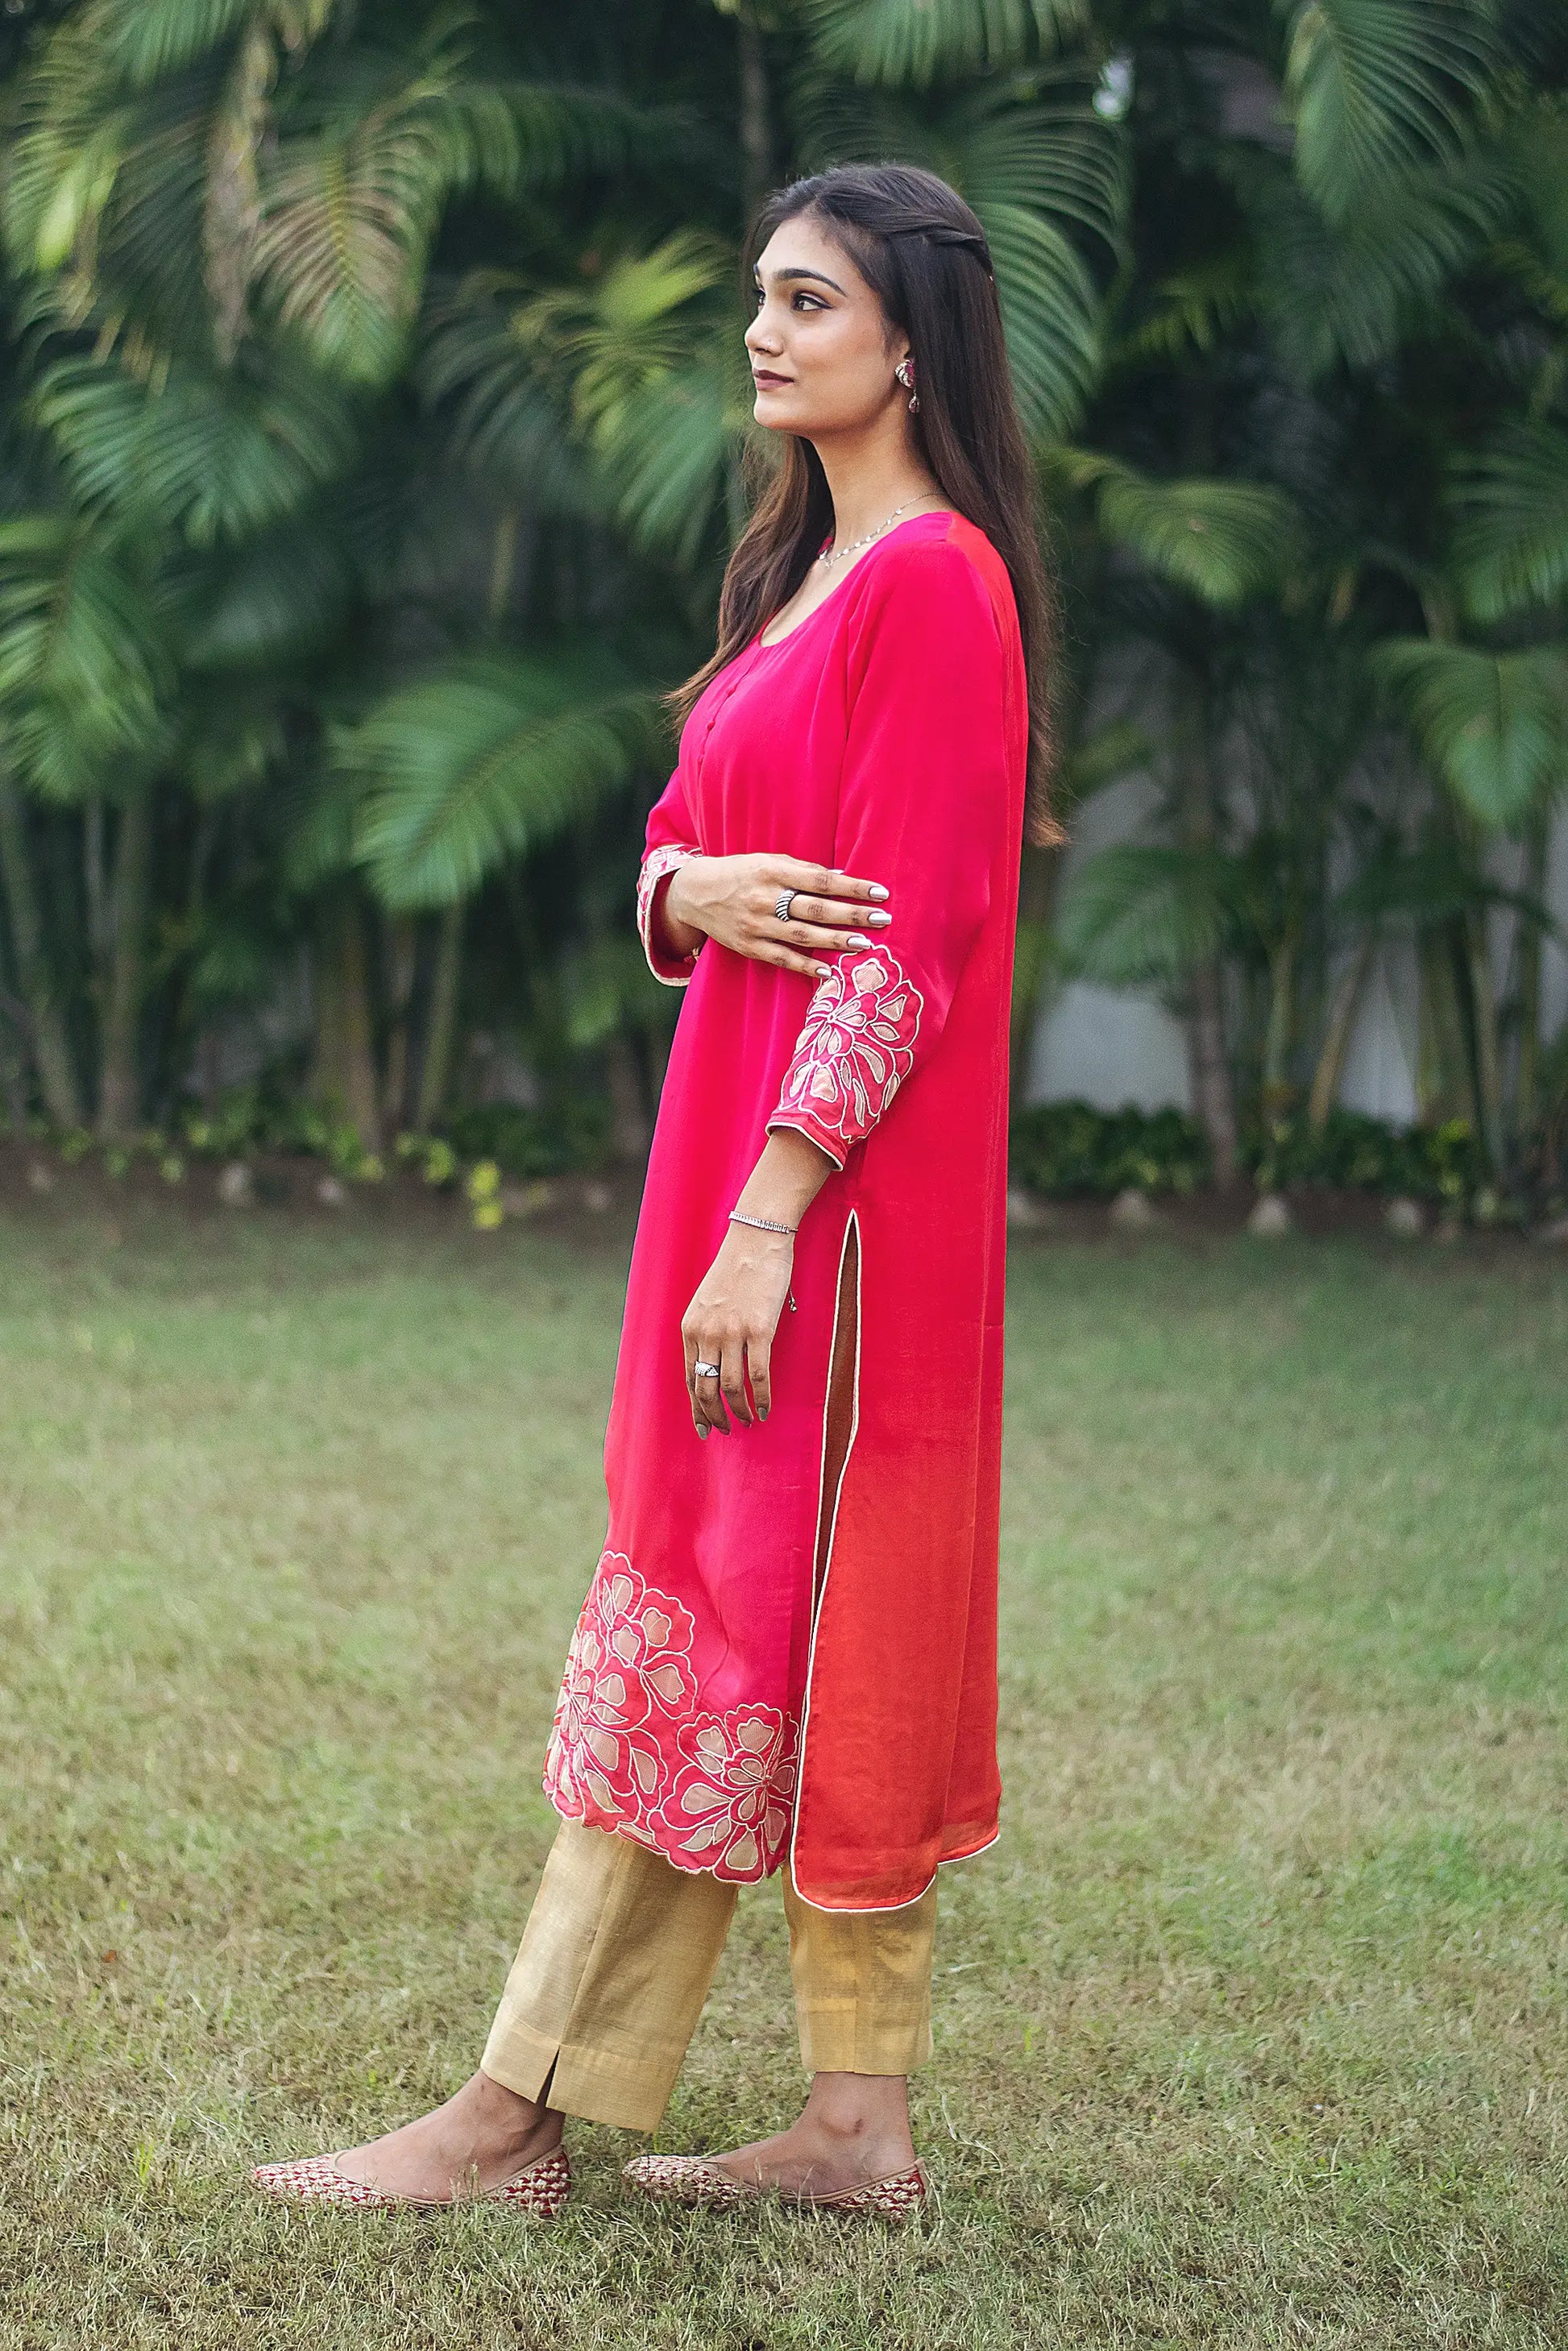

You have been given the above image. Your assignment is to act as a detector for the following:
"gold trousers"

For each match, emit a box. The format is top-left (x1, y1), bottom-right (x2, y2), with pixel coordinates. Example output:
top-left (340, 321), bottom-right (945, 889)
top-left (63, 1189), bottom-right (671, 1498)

top-left (479, 1819), bottom-right (937, 2132)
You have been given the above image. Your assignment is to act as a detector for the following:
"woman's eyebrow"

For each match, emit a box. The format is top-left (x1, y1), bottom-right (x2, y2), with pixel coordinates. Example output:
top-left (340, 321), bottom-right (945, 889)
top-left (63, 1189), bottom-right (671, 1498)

top-left (753, 265), bottom-right (847, 296)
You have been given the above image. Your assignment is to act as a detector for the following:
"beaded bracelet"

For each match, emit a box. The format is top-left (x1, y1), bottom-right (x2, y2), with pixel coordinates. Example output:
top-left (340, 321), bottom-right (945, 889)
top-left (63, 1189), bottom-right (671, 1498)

top-left (728, 1209), bottom-right (798, 1236)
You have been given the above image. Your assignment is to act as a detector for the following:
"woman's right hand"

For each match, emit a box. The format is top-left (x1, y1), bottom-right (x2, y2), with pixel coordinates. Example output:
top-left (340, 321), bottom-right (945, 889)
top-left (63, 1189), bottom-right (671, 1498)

top-left (662, 854), bottom-right (891, 981)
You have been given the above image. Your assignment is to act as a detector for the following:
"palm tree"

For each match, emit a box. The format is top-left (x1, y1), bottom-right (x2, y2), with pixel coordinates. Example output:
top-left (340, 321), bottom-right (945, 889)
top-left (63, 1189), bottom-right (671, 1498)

top-left (0, 0), bottom-right (1560, 1201)
top-left (1043, 0), bottom-right (1566, 1190)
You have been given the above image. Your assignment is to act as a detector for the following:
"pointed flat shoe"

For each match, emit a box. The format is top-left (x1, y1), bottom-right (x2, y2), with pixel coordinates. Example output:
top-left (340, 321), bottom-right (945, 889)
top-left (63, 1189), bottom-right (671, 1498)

top-left (251, 2143), bottom-right (570, 2217)
top-left (623, 2150), bottom-right (927, 2220)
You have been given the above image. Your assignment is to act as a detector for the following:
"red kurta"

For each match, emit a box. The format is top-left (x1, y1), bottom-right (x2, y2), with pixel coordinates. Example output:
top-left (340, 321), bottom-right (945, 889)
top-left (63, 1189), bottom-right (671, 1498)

top-left (543, 511), bottom-right (1027, 1910)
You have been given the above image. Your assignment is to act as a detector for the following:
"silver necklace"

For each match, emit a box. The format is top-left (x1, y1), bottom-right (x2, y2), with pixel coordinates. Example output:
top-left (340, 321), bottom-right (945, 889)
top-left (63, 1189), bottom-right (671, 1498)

top-left (816, 494), bottom-right (938, 570)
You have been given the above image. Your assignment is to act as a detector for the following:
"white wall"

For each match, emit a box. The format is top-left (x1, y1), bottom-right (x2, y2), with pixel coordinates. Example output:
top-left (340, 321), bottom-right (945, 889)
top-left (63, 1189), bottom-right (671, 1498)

top-left (1025, 780), bottom-right (1568, 1130)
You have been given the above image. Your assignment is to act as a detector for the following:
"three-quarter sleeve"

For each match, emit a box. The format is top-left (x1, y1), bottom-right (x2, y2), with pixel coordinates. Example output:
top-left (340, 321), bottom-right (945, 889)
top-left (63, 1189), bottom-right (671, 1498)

top-left (765, 541), bottom-right (1010, 1169)
top-left (637, 767), bottom-right (703, 987)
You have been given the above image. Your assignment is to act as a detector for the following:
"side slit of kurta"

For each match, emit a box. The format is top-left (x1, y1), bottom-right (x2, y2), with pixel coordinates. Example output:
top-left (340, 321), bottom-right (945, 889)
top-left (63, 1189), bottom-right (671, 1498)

top-left (790, 1210), bottom-right (872, 1912)
top-left (812, 1215), bottom-right (861, 1608)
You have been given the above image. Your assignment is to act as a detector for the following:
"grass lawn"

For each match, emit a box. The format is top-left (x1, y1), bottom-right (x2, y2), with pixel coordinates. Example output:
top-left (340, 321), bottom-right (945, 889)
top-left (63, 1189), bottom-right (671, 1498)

top-left (1, 1194), bottom-right (1565, 2348)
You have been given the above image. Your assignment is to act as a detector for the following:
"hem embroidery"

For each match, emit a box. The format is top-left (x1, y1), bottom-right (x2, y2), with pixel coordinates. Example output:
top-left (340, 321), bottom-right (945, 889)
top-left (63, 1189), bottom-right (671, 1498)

top-left (544, 1552), bottom-right (799, 1883)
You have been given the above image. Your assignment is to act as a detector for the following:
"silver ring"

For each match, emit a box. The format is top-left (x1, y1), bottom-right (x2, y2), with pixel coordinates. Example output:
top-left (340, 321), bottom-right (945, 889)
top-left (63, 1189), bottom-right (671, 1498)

top-left (693, 1360), bottom-right (720, 1379)
top-left (774, 889), bottom-right (796, 925)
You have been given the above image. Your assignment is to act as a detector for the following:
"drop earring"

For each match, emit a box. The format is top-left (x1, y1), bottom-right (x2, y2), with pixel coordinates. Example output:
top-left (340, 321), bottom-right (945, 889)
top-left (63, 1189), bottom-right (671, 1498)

top-left (895, 358), bottom-right (919, 413)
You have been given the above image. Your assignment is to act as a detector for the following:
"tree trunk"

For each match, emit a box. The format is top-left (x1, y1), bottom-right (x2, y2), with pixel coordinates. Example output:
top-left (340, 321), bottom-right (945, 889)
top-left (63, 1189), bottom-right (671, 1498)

top-left (1417, 928), bottom-right (1478, 1130)
top-left (736, 3), bottom-right (773, 218)
top-left (1176, 686), bottom-right (1239, 1187)
top-left (416, 900), bottom-right (464, 1133)
top-left (1262, 931), bottom-right (1298, 1112)
top-left (0, 771), bottom-right (84, 1127)
top-left (1462, 906), bottom-right (1506, 1176)
top-left (382, 914), bottom-right (419, 1134)
top-left (0, 995), bottom-right (28, 1130)
top-left (605, 1030), bottom-right (650, 1162)
top-left (1308, 934), bottom-right (1375, 1133)
top-left (311, 886), bottom-right (382, 1150)
top-left (1009, 840), bottom-right (1062, 1110)
top-left (83, 797), bottom-right (110, 1011)
top-left (1187, 960), bottom-right (1239, 1185)
top-left (1513, 810), bottom-right (1548, 1150)
top-left (204, 19), bottom-right (274, 363)
top-left (97, 787), bottom-right (154, 1137)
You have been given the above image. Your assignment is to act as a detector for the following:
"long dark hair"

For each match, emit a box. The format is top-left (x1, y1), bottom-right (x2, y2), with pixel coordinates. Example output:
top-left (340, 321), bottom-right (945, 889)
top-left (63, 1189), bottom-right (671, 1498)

top-left (674, 161), bottom-right (1061, 848)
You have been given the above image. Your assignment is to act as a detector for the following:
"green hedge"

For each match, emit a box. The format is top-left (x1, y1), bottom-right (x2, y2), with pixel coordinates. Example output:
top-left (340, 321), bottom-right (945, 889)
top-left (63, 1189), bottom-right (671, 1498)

top-left (1010, 1101), bottom-right (1210, 1198)
top-left (18, 1087), bottom-right (1494, 1209)
top-left (1245, 1108), bottom-right (1483, 1202)
top-left (1010, 1099), bottom-right (1486, 1202)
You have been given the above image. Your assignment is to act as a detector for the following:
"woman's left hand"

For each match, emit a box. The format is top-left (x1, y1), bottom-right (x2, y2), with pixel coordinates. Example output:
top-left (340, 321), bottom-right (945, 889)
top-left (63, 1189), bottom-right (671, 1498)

top-left (682, 1223), bottom-right (794, 1435)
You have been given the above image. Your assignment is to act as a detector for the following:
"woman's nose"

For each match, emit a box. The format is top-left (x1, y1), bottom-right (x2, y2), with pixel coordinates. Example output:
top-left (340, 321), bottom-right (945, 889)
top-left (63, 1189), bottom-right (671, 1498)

top-left (745, 311), bottom-right (780, 355)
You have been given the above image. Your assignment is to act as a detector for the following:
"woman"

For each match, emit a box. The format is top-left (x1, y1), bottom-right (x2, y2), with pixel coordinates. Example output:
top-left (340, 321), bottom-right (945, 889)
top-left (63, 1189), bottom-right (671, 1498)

top-left (254, 160), bottom-right (1056, 2221)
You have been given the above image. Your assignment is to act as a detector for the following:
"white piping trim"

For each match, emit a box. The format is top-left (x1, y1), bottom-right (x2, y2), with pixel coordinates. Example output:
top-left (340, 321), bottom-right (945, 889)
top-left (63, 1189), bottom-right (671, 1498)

top-left (784, 1210), bottom-right (1003, 1917)
top-left (787, 1207), bottom-right (861, 1911)
top-left (790, 1828), bottom-right (1004, 1918)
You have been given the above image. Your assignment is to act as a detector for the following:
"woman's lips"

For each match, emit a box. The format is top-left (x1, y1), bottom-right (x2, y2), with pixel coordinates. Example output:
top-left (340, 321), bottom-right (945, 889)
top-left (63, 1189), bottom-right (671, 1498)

top-left (753, 371), bottom-right (791, 388)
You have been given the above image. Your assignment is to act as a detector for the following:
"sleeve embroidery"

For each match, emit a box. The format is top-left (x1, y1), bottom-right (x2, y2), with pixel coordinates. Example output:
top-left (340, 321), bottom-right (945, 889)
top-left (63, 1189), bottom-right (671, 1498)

top-left (770, 947), bottom-right (924, 1152)
top-left (637, 840), bottom-right (703, 986)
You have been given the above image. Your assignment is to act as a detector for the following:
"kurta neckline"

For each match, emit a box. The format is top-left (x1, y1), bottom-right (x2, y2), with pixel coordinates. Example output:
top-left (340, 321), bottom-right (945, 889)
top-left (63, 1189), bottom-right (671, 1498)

top-left (753, 509), bottom-right (956, 652)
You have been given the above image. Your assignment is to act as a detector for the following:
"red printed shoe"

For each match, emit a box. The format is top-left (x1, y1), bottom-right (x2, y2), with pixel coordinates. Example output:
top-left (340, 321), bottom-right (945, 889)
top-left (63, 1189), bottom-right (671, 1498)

top-left (251, 2143), bottom-right (570, 2218)
top-left (623, 2151), bottom-right (927, 2220)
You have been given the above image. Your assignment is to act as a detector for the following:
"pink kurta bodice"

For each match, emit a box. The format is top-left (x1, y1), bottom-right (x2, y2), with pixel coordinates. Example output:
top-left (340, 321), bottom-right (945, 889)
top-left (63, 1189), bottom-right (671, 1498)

top-left (543, 512), bottom-right (1027, 1909)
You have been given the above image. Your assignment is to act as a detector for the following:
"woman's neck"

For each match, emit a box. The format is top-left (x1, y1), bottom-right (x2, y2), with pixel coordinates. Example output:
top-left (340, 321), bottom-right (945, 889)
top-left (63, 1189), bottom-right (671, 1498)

top-left (811, 428), bottom-right (944, 553)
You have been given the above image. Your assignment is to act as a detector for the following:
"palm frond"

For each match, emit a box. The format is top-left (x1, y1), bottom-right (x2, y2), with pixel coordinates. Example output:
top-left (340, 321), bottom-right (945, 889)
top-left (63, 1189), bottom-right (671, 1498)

top-left (29, 348), bottom-right (358, 545)
top-left (803, 0), bottom-right (1089, 89)
top-left (175, 676), bottom-right (289, 802)
top-left (1055, 844), bottom-right (1230, 988)
top-left (417, 272), bottom-right (597, 513)
top-left (1253, 152), bottom-right (1513, 377)
top-left (3, 14), bottom-right (219, 346)
top-left (1114, 247), bottom-right (1256, 367)
top-left (1375, 638), bottom-right (1568, 827)
top-left (1450, 421), bottom-right (1568, 621)
top-left (251, 27), bottom-right (620, 387)
top-left (176, 512), bottom-right (357, 670)
top-left (594, 346), bottom-right (744, 568)
top-left (952, 80), bottom-right (1128, 263)
top-left (1055, 718), bottom-right (1155, 806)
top-left (982, 205), bottom-right (1104, 434)
top-left (1052, 452), bottom-right (1301, 607)
top-left (0, 516), bottom-right (172, 798)
top-left (91, 0), bottom-right (335, 91)
top-left (793, 75), bottom-right (1126, 436)
top-left (1276, 0), bottom-right (1504, 223)
top-left (342, 653), bottom-right (662, 910)
top-left (472, 235), bottom-right (741, 558)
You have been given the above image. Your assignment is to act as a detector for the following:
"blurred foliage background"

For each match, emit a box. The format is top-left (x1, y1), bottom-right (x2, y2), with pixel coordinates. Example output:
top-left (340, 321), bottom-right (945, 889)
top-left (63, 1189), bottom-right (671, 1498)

top-left (0, 0), bottom-right (1564, 1204)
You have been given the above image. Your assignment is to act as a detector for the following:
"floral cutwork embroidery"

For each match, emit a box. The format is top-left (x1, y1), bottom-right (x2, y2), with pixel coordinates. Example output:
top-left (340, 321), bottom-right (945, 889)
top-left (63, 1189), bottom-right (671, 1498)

top-left (544, 1552), bottom-right (799, 1881)
top-left (655, 1707), bottom-right (798, 1880)
top-left (544, 1558), bottom-right (697, 1824)
top-left (637, 841), bottom-right (703, 985)
top-left (774, 948), bottom-right (924, 1147)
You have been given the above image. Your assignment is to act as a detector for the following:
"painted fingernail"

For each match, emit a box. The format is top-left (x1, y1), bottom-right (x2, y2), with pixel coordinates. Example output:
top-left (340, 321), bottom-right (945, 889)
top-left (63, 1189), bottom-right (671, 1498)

top-left (846, 932), bottom-right (870, 948)
top-left (815, 964), bottom-right (832, 977)
top-left (867, 910), bottom-right (892, 926)
top-left (868, 884), bottom-right (889, 900)
top-left (697, 1426), bottom-right (707, 1441)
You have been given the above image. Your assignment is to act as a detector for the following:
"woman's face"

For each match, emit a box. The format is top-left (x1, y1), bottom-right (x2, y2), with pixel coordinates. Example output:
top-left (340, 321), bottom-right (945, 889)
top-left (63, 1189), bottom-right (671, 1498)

top-left (745, 215), bottom-right (909, 439)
